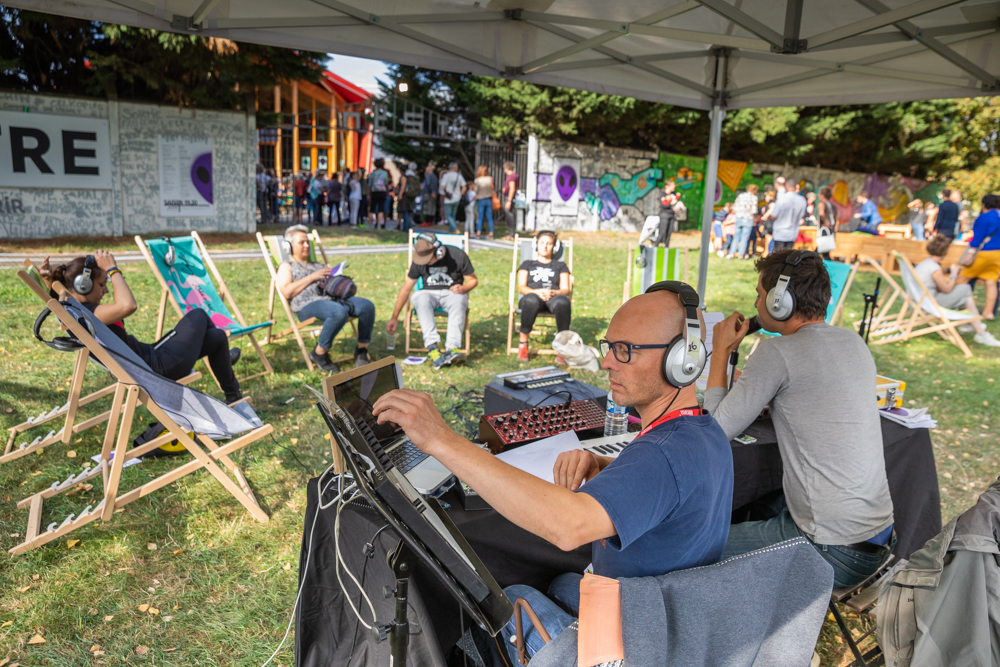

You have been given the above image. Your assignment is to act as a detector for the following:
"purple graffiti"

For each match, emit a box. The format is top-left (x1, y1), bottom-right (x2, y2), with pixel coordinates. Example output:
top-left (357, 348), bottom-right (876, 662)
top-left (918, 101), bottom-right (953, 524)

top-left (191, 152), bottom-right (213, 204)
top-left (536, 174), bottom-right (552, 201)
top-left (555, 165), bottom-right (578, 201)
top-left (864, 173), bottom-right (889, 202)
top-left (597, 184), bottom-right (620, 221)
top-left (579, 178), bottom-right (598, 197)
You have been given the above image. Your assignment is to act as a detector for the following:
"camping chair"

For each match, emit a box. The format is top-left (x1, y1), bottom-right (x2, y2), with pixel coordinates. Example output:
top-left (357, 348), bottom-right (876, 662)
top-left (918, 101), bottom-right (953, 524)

top-left (404, 230), bottom-right (472, 355)
top-left (5, 261), bottom-right (203, 466)
top-left (135, 232), bottom-right (274, 384)
top-left (622, 245), bottom-right (689, 303)
top-left (505, 234), bottom-right (574, 355)
top-left (828, 557), bottom-right (895, 667)
top-left (256, 230), bottom-right (357, 370)
top-left (10, 270), bottom-right (271, 555)
top-left (862, 251), bottom-right (980, 357)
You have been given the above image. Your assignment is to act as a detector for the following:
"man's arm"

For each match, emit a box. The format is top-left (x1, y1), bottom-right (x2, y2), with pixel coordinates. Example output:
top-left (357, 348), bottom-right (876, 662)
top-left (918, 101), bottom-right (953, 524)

top-left (451, 272), bottom-right (478, 294)
top-left (386, 276), bottom-right (418, 333)
top-left (373, 390), bottom-right (616, 551)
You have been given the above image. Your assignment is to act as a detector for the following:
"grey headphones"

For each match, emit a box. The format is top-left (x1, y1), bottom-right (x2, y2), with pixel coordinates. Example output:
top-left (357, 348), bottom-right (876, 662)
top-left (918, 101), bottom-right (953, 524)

top-left (765, 250), bottom-right (819, 322)
top-left (532, 231), bottom-right (562, 258)
top-left (643, 281), bottom-right (706, 388)
top-left (73, 255), bottom-right (97, 295)
top-left (416, 233), bottom-right (446, 260)
top-left (160, 237), bottom-right (176, 267)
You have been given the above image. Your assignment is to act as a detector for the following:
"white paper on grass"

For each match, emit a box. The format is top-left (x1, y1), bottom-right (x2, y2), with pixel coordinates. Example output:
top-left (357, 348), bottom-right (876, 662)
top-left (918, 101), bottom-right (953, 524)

top-left (495, 430), bottom-right (582, 484)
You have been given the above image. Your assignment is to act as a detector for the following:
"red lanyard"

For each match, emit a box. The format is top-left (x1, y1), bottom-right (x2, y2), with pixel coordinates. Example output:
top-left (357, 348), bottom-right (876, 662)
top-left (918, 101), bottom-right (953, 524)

top-left (638, 407), bottom-right (705, 438)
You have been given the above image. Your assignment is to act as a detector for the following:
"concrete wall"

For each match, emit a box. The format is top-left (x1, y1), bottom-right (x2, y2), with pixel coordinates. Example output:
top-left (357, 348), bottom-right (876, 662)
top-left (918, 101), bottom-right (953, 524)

top-left (0, 92), bottom-right (255, 239)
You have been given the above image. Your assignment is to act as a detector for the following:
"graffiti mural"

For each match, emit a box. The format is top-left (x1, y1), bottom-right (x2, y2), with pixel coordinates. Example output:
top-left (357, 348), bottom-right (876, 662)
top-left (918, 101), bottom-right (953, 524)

top-left (598, 167), bottom-right (663, 206)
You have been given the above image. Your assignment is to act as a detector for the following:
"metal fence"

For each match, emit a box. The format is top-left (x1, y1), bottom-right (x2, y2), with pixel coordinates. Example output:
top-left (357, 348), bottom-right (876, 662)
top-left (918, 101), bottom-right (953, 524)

top-left (476, 142), bottom-right (528, 193)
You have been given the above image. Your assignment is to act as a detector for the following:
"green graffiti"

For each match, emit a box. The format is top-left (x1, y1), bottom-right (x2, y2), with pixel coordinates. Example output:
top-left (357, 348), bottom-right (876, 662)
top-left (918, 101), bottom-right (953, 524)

top-left (598, 167), bottom-right (663, 206)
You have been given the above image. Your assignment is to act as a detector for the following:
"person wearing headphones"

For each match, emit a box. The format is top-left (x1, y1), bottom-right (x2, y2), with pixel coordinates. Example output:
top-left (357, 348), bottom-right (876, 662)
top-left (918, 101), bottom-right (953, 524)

top-left (373, 284), bottom-right (733, 664)
top-left (386, 232), bottom-right (477, 370)
top-left (41, 250), bottom-right (244, 403)
top-left (516, 230), bottom-right (572, 361)
top-left (276, 225), bottom-right (375, 371)
top-left (704, 249), bottom-right (894, 588)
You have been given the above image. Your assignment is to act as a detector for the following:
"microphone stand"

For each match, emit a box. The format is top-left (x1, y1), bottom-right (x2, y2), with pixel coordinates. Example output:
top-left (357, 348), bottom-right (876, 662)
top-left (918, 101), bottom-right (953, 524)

top-left (858, 277), bottom-right (882, 343)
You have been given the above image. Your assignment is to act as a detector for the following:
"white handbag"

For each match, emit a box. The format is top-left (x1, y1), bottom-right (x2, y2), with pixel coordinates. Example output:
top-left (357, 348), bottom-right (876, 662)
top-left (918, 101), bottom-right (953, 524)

top-left (815, 226), bottom-right (836, 254)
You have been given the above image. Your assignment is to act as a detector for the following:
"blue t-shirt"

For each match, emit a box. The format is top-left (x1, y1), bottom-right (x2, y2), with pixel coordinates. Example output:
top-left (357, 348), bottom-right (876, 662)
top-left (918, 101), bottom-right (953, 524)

top-left (579, 414), bottom-right (733, 579)
top-left (970, 209), bottom-right (1000, 252)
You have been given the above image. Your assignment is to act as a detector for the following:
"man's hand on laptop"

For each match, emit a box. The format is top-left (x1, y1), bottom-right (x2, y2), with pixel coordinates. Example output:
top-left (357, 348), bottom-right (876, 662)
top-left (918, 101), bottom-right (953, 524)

top-left (373, 389), bottom-right (463, 457)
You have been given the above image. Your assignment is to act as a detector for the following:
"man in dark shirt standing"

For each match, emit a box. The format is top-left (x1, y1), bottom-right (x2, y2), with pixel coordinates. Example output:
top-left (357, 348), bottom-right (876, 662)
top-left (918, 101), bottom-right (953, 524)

top-left (502, 161), bottom-right (520, 235)
top-left (386, 233), bottom-right (478, 369)
top-left (934, 188), bottom-right (960, 238)
top-left (326, 174), bottom-right (342, 226)
top-left (657, 179), bottom-right (679, 247)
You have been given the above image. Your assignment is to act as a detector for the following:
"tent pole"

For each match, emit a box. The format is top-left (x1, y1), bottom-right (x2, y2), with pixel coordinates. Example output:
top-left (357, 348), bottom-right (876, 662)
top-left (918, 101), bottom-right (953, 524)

top-left (696, 50), bottom-right (728, 306)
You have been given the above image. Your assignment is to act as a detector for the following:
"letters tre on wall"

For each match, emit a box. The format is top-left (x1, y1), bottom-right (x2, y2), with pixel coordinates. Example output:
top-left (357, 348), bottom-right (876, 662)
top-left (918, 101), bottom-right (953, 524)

top-left (0, 110), bottom-right (113, 190)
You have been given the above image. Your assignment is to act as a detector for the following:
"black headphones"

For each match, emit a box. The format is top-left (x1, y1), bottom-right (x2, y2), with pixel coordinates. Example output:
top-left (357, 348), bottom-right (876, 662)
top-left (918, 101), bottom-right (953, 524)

top-left (161, 237), bottom-right (177, 267)
top-left (765, 250), bottom-right (820, 322)
top-left (73, 255), bottom-right (97, 295)
top-left (532, 231), bottom-right (562, 259)
top-left (643, 281), bottom-right (706, 388)
top-left (416, 232), bottom-right (446, 260)
top-left (33, 306), bottom-right (93, 353)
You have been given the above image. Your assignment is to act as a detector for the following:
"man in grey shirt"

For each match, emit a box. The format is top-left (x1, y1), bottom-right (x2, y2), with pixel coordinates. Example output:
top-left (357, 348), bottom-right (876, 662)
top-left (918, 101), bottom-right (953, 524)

top-left (704, 250), bottom-right (894, 587)
top-left (764, 184), bottom-right (806, 250)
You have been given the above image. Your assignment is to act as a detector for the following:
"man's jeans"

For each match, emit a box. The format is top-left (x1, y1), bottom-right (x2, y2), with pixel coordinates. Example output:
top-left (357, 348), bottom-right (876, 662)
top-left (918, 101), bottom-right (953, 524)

top-left (722, 494), bottom-right (893, 588)
top-left (500, 573), bottom-right (582, 665)
top-left (734, 217), bottom-right (754, 256)
top-left (296, 296), bottom-right (375, 351)
top-left (411, 289), bottom-right (467, 350)
top-left (443, 202), bottom-right (459, 233)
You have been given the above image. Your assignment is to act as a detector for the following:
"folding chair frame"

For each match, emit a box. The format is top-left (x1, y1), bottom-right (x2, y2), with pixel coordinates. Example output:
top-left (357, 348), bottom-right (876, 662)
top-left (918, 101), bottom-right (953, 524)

top-left (505, 234), bottom-right (574, 355)
top-left (622, 245), bottom-right (690, 304)
top-left (10, 272), bottom-right (270, 555)
top-left (135, 232), bottom-right (274, 384)
top-left (256, 230), bottom-right (357, 371)
top-left (404, 230), bottom-right (472, 355)
top-left (828, 556), bottom-right (895, 667)
top-left (862, 252), bottom-right (979, 358)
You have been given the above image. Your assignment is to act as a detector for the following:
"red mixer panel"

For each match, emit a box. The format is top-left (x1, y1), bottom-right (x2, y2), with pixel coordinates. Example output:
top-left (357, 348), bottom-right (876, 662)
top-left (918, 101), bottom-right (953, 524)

top-left (478, 400), bottom-right (606, 453)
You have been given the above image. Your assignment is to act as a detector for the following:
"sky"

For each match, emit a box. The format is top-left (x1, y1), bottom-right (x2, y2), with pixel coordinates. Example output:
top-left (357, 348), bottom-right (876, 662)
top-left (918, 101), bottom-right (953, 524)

top-left (326, 54), bottom-right (392, 95)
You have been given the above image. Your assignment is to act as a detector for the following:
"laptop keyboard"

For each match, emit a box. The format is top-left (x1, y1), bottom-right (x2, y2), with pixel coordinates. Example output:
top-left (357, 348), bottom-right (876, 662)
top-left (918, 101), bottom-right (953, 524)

top-left (388, 441), bottom-right (429, 474)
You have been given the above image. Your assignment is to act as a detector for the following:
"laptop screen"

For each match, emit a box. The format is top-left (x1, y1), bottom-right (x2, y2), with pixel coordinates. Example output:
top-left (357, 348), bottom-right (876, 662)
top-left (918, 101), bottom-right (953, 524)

top-left (331, 363), bottom-right (403, 444)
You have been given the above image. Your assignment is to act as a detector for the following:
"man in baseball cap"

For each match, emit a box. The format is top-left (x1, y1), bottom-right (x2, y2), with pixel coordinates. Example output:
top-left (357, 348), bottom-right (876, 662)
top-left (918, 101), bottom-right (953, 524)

top-left (387, 233), bottom-right (478, 369)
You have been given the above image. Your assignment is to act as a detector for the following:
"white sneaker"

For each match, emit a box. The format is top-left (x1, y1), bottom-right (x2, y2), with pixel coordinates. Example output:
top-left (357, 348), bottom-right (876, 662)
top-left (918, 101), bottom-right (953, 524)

top-left (973, 332), bottom-right (1000, 347)
top-left (958, 324), bottom-right (975, 333)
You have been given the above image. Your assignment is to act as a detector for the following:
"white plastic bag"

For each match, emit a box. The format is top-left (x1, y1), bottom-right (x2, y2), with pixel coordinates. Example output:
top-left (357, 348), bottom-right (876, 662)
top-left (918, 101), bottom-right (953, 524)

top-left (551, 330), bottom-right (601, 372)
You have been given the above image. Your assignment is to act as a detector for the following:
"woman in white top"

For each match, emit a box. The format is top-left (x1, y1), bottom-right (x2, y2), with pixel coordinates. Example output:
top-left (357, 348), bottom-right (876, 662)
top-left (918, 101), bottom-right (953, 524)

top-left (473, 165), bottom-right (496, 239)
top-left (913, 234), bottom-right (1000, 347)
top-left (348, 171), bottom-right (363, 226)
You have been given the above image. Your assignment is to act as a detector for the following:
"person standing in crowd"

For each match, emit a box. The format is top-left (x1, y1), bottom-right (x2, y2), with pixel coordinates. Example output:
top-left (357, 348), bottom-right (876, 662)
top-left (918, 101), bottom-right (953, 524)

top-left (955, 189), bottom-right (970, 234)
top-left (804, 191), bottom-right (817, 226)
top-left (732, 184), bottom-right (758, 259)
top-left (757, 189), bottom-right (776, 256)
top-left (421, 163), bottom-right (439, 225)
top-left (386, 233), bottom-right (478, 369)
top-left (711, 204), bottom-right (728, 254)
top-left (256, 164), bottom-right (271, 224)
top-left (367, 159), bottom-right (390, 229)
top-left (358, 167), bottom-right (370, 226)
top-left (923, 201), bottom-right (938, 238)
top-left (347, 171), bottom-right (362, 226)
top-left (275, 225), bottom-right (375, 371)
top-left (515, 231), bottom-right (572, 361)
top-left (268, 169), bottom-right (280, 222)
top-left (397, 162), bottom-right (419, 233)
top-left (326, 173), bottom-right (343, 226)
top-left (774, 176), bottom-right (788, 201)
top-left (955, 194), bottom-right (1000, 320)
top-left (502, 161), bottom-right (520, 236)
top-left (657, 179), bottom-right (679, 248)
top-left (763, 185), bottom-right (806, 251)
top-left (719, 203), bottom-right (736, 258)
top-left (473, 166), bottom-right (496, 239)
top-left (817, 187), bottom-right (837, 233)
top-left (439, 162), bottom-right (467, 234)
top-left (853, 193), bottom-right (882, 234)
top-left (309, 170), bottom-right (326, 226)
top-left (934, 188), bottom-right (959, 238)
top-left (706, 250), bottom-right (895, 587)
top-left (915, 234), bottom-right (1000, 344)
top-left (293, 172), bottom-right (308, 224)
top-left (907, 198), bottom-right (927, 241)
top-left (463, 185), bottom-right (477, 237)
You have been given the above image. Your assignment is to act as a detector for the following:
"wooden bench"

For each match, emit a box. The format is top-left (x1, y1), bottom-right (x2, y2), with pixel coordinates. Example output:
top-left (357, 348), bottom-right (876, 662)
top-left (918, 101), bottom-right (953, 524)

top-left (831, 233), bottom-right (967, 273)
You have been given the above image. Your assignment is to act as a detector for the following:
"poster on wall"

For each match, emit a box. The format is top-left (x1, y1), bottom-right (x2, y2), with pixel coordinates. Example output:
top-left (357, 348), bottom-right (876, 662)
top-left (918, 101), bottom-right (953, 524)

top-left (550, 157), bottom-right (581, 216)
top-left (158, 135), bottom-right (214, 217)
top-left (0, 110), bottom-right (113, 189)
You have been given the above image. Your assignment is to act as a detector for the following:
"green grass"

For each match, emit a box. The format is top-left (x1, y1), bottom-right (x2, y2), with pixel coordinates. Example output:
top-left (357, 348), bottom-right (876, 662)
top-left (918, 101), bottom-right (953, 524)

top-left (0, 229), bottom-right (997, 666)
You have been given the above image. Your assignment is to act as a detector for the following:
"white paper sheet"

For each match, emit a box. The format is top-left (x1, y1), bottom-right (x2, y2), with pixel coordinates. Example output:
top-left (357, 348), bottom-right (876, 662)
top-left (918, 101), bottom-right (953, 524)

top-left (495, 430), bottom-right (582, 484)
top-left (696, 311), bottom-right (725, 391)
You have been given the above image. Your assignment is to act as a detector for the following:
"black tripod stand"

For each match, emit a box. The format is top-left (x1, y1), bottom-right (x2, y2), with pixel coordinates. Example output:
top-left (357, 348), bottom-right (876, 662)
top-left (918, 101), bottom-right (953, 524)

top-left (375, 540), bottom-right (416, 667)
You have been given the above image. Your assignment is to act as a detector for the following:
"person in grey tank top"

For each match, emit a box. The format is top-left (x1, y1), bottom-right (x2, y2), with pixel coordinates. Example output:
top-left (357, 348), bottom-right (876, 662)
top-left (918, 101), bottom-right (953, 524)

top-left (275, 225), bottom-right (376, 371)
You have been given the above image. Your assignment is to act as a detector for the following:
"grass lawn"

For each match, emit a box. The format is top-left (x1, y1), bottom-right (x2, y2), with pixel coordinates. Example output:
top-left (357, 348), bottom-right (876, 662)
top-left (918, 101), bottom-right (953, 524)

top-left (1, 228), bottom-right (997, 666)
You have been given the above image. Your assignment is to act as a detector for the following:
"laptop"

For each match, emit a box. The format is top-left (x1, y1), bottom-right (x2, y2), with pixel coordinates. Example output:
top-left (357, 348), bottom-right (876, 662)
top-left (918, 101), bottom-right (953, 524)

top-left (322, 357), bottom-right (454, 495)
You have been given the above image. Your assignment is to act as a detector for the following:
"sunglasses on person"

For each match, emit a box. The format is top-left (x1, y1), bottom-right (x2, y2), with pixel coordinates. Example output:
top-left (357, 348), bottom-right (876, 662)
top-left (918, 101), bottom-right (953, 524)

top-left (598, 339), bottom-right (669, 364)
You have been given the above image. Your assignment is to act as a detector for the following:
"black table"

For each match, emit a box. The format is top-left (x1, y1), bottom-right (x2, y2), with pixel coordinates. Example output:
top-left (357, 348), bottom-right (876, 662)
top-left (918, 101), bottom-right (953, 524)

top-left (296, 418), bottom-right (940, 667)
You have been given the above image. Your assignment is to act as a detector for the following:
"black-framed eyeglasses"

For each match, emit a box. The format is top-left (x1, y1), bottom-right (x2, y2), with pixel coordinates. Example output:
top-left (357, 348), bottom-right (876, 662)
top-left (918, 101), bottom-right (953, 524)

top-left (598, 339), bottom-right (669, 363)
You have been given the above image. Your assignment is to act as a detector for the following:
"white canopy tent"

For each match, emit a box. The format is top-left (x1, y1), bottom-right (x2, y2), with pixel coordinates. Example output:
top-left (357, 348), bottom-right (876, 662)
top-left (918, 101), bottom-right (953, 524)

top-left (10, 0), bottom-right (999, 299)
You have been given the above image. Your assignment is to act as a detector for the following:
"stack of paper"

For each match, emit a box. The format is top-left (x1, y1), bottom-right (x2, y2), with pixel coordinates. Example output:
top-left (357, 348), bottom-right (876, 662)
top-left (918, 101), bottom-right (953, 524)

top-left (495, 430), bottom-right (582, 484)
top-left (879, 406), bottom-right (936, 429)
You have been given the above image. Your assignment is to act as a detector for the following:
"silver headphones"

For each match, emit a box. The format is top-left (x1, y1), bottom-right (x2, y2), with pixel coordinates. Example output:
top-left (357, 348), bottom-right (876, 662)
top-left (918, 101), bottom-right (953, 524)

top-left (416, 233), bottom-right (446, 260)
top-left (73, 255), bottom-right (97, 295)
top-left (161, 237), bottom-right (176, 267)
top-left (765, 250), bottom-right (819, 322)
top-left (532, 231), bottom-right (562, 259)
top-left (643, 281), bottom-right (706, 388)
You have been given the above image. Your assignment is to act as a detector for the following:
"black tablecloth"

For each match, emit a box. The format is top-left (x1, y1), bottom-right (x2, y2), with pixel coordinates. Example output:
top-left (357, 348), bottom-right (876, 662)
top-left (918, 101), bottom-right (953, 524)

top-left (296, 417), bottom-right (940, 667)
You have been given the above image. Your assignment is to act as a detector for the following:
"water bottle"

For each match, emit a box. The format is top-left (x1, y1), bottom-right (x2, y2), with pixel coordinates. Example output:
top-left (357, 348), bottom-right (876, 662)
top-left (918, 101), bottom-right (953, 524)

top-left (604, 395), bottom-right (628, 437)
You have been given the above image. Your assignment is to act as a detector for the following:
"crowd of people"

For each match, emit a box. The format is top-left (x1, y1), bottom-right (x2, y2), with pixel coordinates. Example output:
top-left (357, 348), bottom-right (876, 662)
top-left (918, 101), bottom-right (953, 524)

top-left (256, 159), bottom-right (521, 238)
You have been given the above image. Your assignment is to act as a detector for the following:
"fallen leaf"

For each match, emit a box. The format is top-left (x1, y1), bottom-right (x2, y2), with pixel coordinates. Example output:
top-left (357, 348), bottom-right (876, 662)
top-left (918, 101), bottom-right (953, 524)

top-left (17, 586), bottom-right (30, 593)
top-left (135, 645), bottom-right (149, 656)
top-left (1, 620), bottom-right (12, 627)
top-left (103, 615), bottom-right (114, 622)
top-left (27, 634), bottom-right (46, 645)
top-left (282, 563), bottom-right (291, 571)
top-left (146, 543), bottom-right (157, 551)
top-left (138, 604), bottom-right (149, 613)
top-left (90, 644), bottom-right (100, 653)
top-left (163, 615), bottom-right (173, 621)
top-left (93, 651), bottom-right (105, 656)
top-left (148, 607), bottom-right (159, 616)
top-left (147, 587), bottom-right (155, 593)
top-left (66, 450), bottom-right (76, 458)
top-left (67, 539), bottom-right (79, 548)
top-left (9, 533), bottom-right (19, 538)
top-left (31, 574), bottom-right (39, 580)
top-left (87, 608), bottom-right (97, 615)
top-left (164, 648), bottom-right (177, 652)
top-left (172, 549), bottom-right (183, 555)
top-left (0, 657), bottom-right (8, 666)
top-left (323, 432), bottom-right (330, 440)
top-left (290, 438), bottom-right (298, 445)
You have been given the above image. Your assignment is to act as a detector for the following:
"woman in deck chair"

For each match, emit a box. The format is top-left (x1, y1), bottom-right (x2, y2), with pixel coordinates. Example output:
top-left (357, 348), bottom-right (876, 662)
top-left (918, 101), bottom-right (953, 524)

top-left (44, 251), bottom-right (246, 402)
top-left (515, 231), bottom-right (572, 361)
top-left (914, 234), bottom-right (1000, 348)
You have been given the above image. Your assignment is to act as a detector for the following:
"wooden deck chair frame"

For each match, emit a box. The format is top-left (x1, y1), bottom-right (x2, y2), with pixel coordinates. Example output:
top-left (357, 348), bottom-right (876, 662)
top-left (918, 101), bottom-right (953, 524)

top-left (5, 261), bottom-right (203, 466)
top-left (10, 271), bottom-right (270, 555)
top-left (135, 232), bottom-right (274, 384)
top-left (861, 252), bottom-right (979, 358)
top-left (404, 230), bottom-right (472, 355)
top-left (505, 234), bottom-right (574, 355)
top-left (256, 230), bottom-right (357, 371)
top-left (621, 245), bottom-right (690, 303)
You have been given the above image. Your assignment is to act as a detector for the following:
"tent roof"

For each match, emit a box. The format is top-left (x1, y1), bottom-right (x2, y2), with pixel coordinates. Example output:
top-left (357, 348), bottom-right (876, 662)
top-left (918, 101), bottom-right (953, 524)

top-left (321, 70), bottom-right (372, 104)
top-left (10, 0), bottom-right (998, 110)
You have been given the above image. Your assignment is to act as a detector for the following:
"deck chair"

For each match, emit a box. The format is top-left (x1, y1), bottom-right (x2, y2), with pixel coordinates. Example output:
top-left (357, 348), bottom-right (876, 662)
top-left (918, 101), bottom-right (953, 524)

top-left (505, 234), bottom-right (574, 355)
top-left (135, 232), bottom-right (274, 385)
top-left (404, 230), bottom-right (472, 355)
top-left (10, 270), bottom-right (271, 555)
top-left (863, 251), bottom-right (980, 357)
top-left (5, 261), bottom-right (202, 466)
top-left (622, 245), bottom-right (689, 303)
top-left (256, 230), bottom-right (357, 371)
